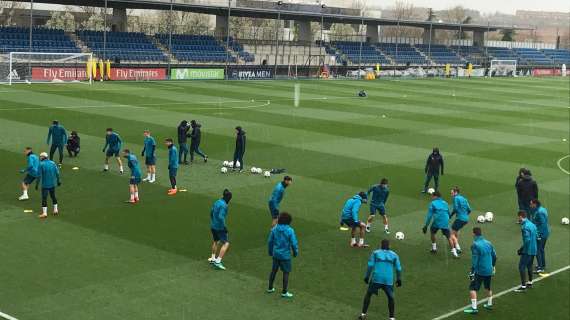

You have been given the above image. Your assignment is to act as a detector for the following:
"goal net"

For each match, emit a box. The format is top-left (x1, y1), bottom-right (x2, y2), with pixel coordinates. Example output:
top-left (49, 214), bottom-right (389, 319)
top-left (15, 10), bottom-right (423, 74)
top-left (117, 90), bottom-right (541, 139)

top-left (0, 52), bottom-right (93, 85)
top-left (489, 59), bottom-right (517, 77)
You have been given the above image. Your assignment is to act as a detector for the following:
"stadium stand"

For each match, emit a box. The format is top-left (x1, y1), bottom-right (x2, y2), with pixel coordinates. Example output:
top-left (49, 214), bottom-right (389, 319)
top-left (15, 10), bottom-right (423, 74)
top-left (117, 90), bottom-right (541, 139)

top-left (227, 37), bottom-right (255, 63)
top-left (77, 30), bottom-right (167, 62)
top-left (414, 44), bottom-right (463, 65)
top-left (331, 41), bottom-right (391, 65)
top-left (242, 43), bottom-right (326, 65)
top-left (485, 47), bottom-right (519, 62)
top-left (155, 34), bottom-right (236, 63)
top-left (0, 27), bottom-right (80, 54)
top-left (512, 48), bottom-right (553, 66)
top-left (542, 49), bottom-right (570, 65)
top-left (450, 46), bottom-right (487, 65)
top-left (376, 43), bottom-right (427, 65)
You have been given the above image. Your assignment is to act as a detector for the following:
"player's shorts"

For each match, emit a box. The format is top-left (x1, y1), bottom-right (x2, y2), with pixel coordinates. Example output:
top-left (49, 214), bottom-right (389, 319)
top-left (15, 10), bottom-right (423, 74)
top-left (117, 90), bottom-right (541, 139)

top-left (211, 228), bottom-right (229, 243)
top-left (369, 203), bottom-right (386, 216)
top-left (367, 283), bottom-right (394, 299)
top-left (341, 218), bottom-right (360, 229)
top-left (23, 174), bottom-right (37, 185)
top-left (272, 258), bottom-right (292, 273)
top-left (469, 274), bottom-right (492, 291)
top-left (268, 202), bottom-right (279, 219)
top-left (145, 156), bottom-right (156, 166)
top-left (452, 219), bottom-right (468, 231)
top-left (169, 168), bottom-right (178, 177)
top-left (129, 177), bottom-right (141, 185)
top-left (106, 149), bottom-right (120, 157)
top-left (430, 226), bottom-right (450, 239)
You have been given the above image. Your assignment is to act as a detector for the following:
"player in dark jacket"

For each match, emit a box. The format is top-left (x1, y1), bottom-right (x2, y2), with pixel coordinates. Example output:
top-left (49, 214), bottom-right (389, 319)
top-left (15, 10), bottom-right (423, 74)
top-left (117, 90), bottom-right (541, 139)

top-left (66, 131), bottom-right (80, 157)
top-left (177, 120), bottom-right (190, 165)
top-left (189, 120), bottom-right (208, 164)
top-left (515, 168), bottom-right (538, 214)
top-left (232, 126), bottom-right (246, 171)
top-left (422, 147), bottom-right (444, 193)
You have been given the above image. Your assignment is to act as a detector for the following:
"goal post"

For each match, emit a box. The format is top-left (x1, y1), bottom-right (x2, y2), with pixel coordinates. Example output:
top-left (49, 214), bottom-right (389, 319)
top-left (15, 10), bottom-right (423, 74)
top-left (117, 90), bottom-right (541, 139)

top-left (0, 52), bottom-right (93, 85)
top-left (489, 59), bottom-right (517, 77)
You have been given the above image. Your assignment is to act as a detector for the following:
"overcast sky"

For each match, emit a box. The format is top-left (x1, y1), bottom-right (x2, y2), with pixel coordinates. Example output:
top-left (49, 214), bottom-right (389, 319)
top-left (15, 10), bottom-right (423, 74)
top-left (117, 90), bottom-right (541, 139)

top-left (378, 0), bottom-right (570, 14)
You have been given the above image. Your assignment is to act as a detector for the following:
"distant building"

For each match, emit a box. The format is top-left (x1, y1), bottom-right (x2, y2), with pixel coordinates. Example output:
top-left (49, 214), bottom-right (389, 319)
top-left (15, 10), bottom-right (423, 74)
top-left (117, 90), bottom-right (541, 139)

top-left (516, 10), bottom-right (569, 24)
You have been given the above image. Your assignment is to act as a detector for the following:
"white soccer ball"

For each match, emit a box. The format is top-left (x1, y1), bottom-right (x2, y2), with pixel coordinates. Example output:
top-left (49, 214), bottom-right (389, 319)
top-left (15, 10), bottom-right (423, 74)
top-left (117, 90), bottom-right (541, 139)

top-left (395, 232), bottom-right (405, 240)
top-left (562, 217), bottom-right (570, 225)
top-left (484, 212), bottom-right (494, 222)
top-left (227, 161), bottom-right (234, 168)
top-left (220, 167), bottom-right (228, 174)
top-left (251, 167), bottom-right (258, 174)
top-left (223, 161), bottom-right (229, 167)
top-left (427, 188), bottom-right (435, 195)
top-left (264, 171), bottom-right (271, 178)
top-left (477, 215), bottom-right (486, 223)
top-left (235, 161), bottom-right (241, 168)
top-left (257, 168), bottom-right (263, 174)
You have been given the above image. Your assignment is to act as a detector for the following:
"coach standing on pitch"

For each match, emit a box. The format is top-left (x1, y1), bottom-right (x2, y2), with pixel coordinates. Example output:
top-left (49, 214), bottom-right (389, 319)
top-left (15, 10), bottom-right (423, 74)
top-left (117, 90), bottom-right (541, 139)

top-left (232, 126), bottom-right (246, 172)
top-left (515, 168), bottom-right (538, 214)
top-left (177, 120), bottom-right (190, 165)
top-left (422, 147), bottom-right (444, 193)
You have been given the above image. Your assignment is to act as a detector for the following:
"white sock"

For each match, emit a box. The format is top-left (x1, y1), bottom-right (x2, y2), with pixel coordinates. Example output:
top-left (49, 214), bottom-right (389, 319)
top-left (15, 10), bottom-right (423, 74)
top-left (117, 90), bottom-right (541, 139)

top-left (119, 166), bottom-right (124, 172)
top-left (456, 244), bottom-right (461, 251)
top-left (350, 238), bottom-right (356, 245)
top-left (146, 173), bottom-right (151, 179)
top-left (366, 223), bottom-right (370, 228)
top-left (384, 224), bottom-right (389, 230)
top-left (487, 296), bottom-right (493, 306)
top-left (359, 238), bottom-right (364, 245)
top-left (471, 299), bottom-right (477, 309)
top-left (215, 257), bottom-right (222, 263)
top-left (104, 164), bottom-right (109, 170)
top-left (42, 207), bottom-right (47, 215)
top-left (134, 192), bottom-right (139, 199)
top-left (23, 190), bottom-right (28, 197)
top-left (130, 193), bottom-right (135, 201)
top-left (151, 173), bottom-right (155, 181)
top-left (432, 243), bottom-right (437, 250)
top-left (211, 254), bottom-right (216, 260)
top-left (451, 248), bottom-right (457, 255)
top-left (53, 204), bottom-right (58, 212)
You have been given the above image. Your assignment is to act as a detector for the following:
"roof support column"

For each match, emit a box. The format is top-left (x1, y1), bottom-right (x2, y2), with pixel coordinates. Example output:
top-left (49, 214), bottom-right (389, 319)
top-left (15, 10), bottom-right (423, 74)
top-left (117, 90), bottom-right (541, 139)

top-left (297, 20), bottom-right (312, 42)
top-left (111, 8), bottom-right (127, 32)
top-left (366, 24), bottom-right (379, 43)
top-left (473, 30), bottom-right (485, 47)
top-left (216, 15), bottom-right (228, 38)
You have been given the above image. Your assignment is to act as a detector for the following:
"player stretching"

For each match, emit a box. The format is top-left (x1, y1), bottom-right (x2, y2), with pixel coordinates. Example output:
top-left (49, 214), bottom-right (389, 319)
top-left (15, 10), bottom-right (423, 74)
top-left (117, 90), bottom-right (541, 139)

top-left (450, 186), bottom-right (472, 258)
top-left (267, 212), bottom-right (298, 298)
top-left (141, 130), bottom-right (157, 183)
top-left (166, 138), bottom-right (179, 195)
top-left (515, 211), bottom-right (538, 292)
top-left (463, 227), bottom-right (497, 314)
top-left (19, 147), bottom-right (40, 201)
top-left (103, 128), bottom-right (123, 174)
top-left (366, 178), bottom-right (390, 234)
top-left (530, 199), bottom-right (550, 274)
top-left (209, 189), bottom-right (233, 270)
top-left (123, 149), bottom-right (141, 204)
top-left (422, 147), bottom-right (444, 193)
top-left (268, 176), bottom-right (293, 226)
top-left (47, 120), bottom-right (67, 166)
top-left (360, 239), bottom-right (402, 320)
top-left (340, 192), bottom-right (369, 248)
top-left (36, 152), bottom-right (61, 218)
top-left (189, 120), bottom-right (208, 163)
top-left (422, 191), bottom-right (453, 254)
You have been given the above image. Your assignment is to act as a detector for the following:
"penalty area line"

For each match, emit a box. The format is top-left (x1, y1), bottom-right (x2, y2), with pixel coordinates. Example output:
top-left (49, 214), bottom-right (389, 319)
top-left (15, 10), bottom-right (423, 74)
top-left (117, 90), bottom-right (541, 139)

top-left (557, 155), bottom-right (570, 175)
top-left (0, 310), bottom-right (18, 320)
top-left (432, 265), bottom-right (570, 320)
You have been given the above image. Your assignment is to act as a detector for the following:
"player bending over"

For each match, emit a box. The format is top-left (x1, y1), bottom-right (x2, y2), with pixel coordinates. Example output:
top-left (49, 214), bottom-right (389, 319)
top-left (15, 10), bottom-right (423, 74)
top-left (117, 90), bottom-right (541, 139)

top-left (340, 192), bottom-right (369, 248)
top-left (36, 152), bottom-right (61, 218)
top-left (267, 212), bottom-right (298, 298)
top-left (47, 120), bottom-right (68, 166)
top-left (268, 176), bottom-right (293, 226)
top-left (514, 210), bottom-right (538, 292)
top-left (19, 147), bottom-right (40, 201)
top-left (66, 131), bottom-right (80, 157)
top-left (209, 189), bottom-right (233, 270)
top-left (464, 227), bottom-right (496, 314)
top-left (165, 138), bottom-right (179, 195)
top-left (450, 186), bottom-right (472, 258)
top-left (123, 149), bottom-right (142, 204)
top-left (103, 128), bottom-right (123, 174)
top-left (422, 191), bottom-right (453, 254)
top-left (360, 239), bottom-right (402, 320)
top-left (366, 178), bottom-right (390, 234)
top-left (141, 130), bottom-right (157, 183)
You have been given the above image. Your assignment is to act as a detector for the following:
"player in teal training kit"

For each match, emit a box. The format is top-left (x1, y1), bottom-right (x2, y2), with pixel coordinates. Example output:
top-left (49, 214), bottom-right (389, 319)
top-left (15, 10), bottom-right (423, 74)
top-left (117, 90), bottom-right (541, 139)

top-left (366, 178), bottom-right (390, 234)
top-left (359, 239), bottom-right (402, 320)
top-left (515, 210), bottom-right (538, 292)
top-left (36, 152), bottom-right (61, 218)
top-left (340, 192), bottom-right (369, 248)
top-left (267, 212), bottom-right (298, 298)
top-left (103, 128), bottom-right (124, 173)
top-left (530, 199), bottom-right (550, 274)
top-left (450, 186), bottom-right (472, 258)
top-left (47, 120), bottom-right (68, 165)
top-left (123, 149), bottom-right (141, 204)
top-left (268, 176), bottom-right (293, 226)
top-left (141, 130), bottom-right (157, 183)
top-left (19, 147), bottom-right (40, 201)
top-left (209, 189), bottom-right (233, 270)
top-left (166, 138), bottom-right (179, 195)
top-left (464, 227), bottom-right (497, 314)
top-left (422, 191), bottom-right (454, 254)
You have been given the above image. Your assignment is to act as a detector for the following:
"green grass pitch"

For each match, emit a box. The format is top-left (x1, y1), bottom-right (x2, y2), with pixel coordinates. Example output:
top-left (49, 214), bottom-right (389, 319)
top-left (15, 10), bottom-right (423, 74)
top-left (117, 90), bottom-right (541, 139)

top-left (0, 78), bottom-right (568, 320)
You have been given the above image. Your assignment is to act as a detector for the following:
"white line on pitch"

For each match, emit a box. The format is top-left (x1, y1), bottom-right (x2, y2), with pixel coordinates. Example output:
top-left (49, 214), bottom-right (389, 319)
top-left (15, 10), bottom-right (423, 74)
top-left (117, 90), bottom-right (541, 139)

top-left (0, 310), bottom-right (19, 320)
top-left (557, 155), bottom-right (570, 175)
top-left (432, 265), bottom-right (570, 320)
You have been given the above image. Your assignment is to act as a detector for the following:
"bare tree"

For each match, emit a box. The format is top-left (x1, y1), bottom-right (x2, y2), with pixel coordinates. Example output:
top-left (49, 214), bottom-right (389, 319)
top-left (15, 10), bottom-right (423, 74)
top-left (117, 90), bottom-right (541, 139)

top-left (46, 10), bottom-right (76, 32)
top-left (0, 0), bottom-right (24, 26)
top-left (382, 0), bottom-right (423, 39)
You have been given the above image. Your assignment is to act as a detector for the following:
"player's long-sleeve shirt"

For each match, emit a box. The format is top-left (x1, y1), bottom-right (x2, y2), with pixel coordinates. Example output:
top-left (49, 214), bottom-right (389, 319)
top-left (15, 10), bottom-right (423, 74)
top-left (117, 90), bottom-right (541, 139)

top-left (25, 153), bottom-right (40, 177)
top-left (103, 132), bottom-right (122, 152)
top-left (38, 159), bottom-right (60, 188)
top-left (520, 219), bottom-right (538, 255)
top-left (47, 124), bottom-right (68, 146)
top-left (142, 136), bottom-right (156, 158)
top-left (341, 194), bottom-right (363, 222)
top-left (126, 154), bottom-right (142, 179)
top-left (190, 125), bottom-right (202, 144)
top-left (268, 182), bottom-right (286, 209)
top-left (531, 206), bottom-right (550, 240)
top-left (365, 249), bottom-right (402, 285)
top-left (424, 198), bottom-right (450, 229)
top-left (452, 194), bottom-right (471, 222)
top-left (367, 184), bottom-right (389, 206)
top-left (471, 235), bottom-right (496, 276)
top-left (425, 153), bottom-right (444, 175)
top-left (168, 145), bottom-right (178, 170)
top-left (210, 199), bottom-right (229, 230)
top-left (235, 130), bottom-right (246, 152)
top-left (268, 224), bottom-right (298, 260)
